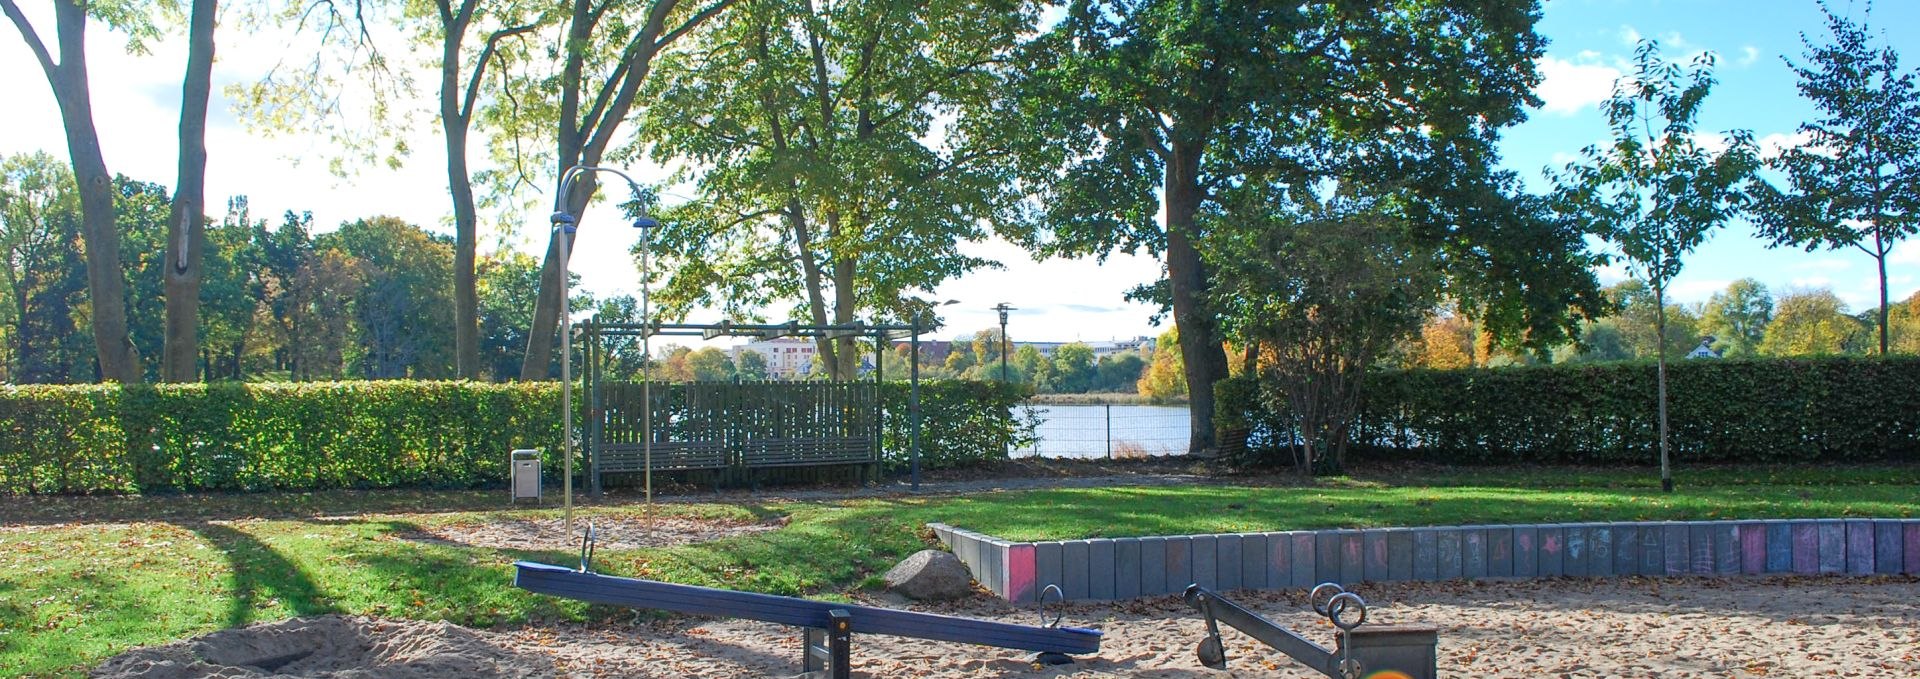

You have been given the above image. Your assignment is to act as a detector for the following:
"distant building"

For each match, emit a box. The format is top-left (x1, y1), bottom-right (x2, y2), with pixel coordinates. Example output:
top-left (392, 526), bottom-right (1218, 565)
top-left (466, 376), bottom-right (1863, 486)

top-left (1686, 336), bottom-right (1721, 359)
top-left (732, 338), bottom-right (818, 378)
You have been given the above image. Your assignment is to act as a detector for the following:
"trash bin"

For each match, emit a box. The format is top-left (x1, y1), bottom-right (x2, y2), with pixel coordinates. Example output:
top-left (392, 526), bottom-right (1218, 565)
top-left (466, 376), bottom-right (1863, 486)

top-left (511, 449), bottom-right (541, 502)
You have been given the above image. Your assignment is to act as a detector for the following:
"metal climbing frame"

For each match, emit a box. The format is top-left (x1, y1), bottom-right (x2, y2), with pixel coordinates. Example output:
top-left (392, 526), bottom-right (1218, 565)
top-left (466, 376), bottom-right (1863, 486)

top-left (1185, 583), bottom-right (1438, 679)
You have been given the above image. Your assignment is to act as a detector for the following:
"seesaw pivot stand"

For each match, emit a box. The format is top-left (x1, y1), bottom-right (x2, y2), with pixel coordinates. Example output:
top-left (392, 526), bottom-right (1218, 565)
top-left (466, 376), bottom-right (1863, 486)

top-left (1185, 582), bottom-right (1437, 679)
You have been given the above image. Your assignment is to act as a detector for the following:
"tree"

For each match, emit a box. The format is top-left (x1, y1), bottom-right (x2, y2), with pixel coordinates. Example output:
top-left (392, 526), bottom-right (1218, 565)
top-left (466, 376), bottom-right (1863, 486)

top-left (509, 0), bottom-right (733, 380)
top-left (1209, 200), bottom-right (1444, 476)
top-left (0, 152), bottom-right (91, 382)
top-left (1753, 4), bottom-right (1919, 356)
top-left (1093, 352), bottom-right (1145, 393)
top-left (117, 176), bottom-right (177, 380)
top-left (1599, 279), bottom-right (1702, 361)
top-left (415, 0), bottom-right (536, 378)
top-left (1410, 314), bottom-right (1476, 370)
top-left (1558, 320), bottom-right (1635, 364)
top-left (1010, 0), bottom-right (1552, 453)
top-left (2, 0), bottom-right (151, 382)
top-left (1889, 291), bottom-right (1920, 354)
top-left (1550, 40), bottom-right (1758, 492)
top-left (477, 250), bottom-right (541, 379)
top-left (636, 0), bottom-right (1030, 379)
top-left (287, 249), bottom-right (363, 379)
top-left (160, 0), bottom-right (218, 382)
top-left (1760, 288), bottom-right (1867, 356)
top-left (1049, 343), bottom-right (1096, 393)
top-left (685, 346), bottom-right (735, 381)
top-left (1700, 278), bottom-right (1774, 357)
top-left (735, 348), bottom-right (767, 380)
top-left (1013, 344), bottom-right (1051, 392)
top-left (1136, 328), bottom-right (1185, 402)
top-left (321, 217), bottom-right (457, 378)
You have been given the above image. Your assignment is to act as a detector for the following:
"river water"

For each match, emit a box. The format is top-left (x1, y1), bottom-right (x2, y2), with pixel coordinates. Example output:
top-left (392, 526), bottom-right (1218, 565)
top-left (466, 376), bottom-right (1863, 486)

top-left (1013, 403), bottom-right (1191, 459)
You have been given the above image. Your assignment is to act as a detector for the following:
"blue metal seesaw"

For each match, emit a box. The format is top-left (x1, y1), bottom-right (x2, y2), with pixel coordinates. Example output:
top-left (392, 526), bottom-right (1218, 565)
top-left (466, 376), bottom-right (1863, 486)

top-left (513, 528), bottom-right (1101, 678)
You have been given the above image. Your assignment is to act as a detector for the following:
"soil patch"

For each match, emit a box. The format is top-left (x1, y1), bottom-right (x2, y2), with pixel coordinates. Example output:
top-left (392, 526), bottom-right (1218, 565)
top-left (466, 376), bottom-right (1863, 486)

top-left (400, 513), bottom-right (785, 551)
top-left (91, 616), bottom-right (551, 678)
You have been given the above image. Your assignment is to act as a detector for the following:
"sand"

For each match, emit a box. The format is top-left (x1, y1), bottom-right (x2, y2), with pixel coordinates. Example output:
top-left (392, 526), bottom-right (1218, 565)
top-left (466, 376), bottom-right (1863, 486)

top-left (90, 616), bottom-right (554, 678)
top-left (395, 514), bottom-right (784, 551)
top-left (96, 575), bottom-right (1919, 678)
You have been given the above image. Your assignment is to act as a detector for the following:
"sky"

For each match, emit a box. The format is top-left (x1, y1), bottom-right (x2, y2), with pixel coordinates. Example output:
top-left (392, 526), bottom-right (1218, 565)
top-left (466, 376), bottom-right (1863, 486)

top-left (2, 0), bottom-right (1917, 349)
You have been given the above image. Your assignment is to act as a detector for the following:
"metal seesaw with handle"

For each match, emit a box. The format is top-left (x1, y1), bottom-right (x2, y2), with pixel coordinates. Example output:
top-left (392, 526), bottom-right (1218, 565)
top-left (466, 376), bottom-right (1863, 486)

top-left (511, 527), bottom-right (1101, 678)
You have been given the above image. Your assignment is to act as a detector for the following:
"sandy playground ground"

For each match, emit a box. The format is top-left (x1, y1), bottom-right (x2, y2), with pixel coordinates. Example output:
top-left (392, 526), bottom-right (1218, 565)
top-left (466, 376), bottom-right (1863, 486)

top-left (95, 574), bottom-right (1918, 678)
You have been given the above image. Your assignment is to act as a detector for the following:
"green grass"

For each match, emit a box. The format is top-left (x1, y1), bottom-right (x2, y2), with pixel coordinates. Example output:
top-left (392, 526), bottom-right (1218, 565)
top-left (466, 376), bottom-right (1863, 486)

top-left (1, 464), bottom-right (1916, 677)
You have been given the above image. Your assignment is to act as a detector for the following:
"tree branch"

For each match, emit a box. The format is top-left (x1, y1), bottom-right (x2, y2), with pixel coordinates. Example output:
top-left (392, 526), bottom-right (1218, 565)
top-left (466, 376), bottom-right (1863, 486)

top-left (461, 23), bottom-right (537, 121)
top-left (0, 0), bottom-right (57, 79)
top-left (654, 0), bottom-right (734, 51)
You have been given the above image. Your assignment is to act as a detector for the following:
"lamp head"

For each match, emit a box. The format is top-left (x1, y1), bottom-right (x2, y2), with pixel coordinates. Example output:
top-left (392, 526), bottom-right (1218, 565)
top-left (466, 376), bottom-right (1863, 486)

top-left (632, 215), bottom-right (659, 229)
top-left (550, 211), bottom-right (578, 234)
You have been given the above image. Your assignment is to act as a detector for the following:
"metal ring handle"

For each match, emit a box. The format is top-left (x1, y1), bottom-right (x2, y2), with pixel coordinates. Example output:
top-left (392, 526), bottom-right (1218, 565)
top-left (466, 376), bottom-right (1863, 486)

top-left (578, 520), bottom-right (598, 573)
top-left (1309, 582), bottom-right (1346, 618)
top-left (1327, 592), bottom-right (1368, 630)
top-left (1037, 584), bottom-right (1066, 628)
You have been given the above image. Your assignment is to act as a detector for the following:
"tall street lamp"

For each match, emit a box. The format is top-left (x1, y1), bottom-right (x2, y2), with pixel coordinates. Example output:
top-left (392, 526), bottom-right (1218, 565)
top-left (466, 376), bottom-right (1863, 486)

top-left (993, 303), bottom-right (1015, 382)
top-left (552, 165), bottom-right (657, 535)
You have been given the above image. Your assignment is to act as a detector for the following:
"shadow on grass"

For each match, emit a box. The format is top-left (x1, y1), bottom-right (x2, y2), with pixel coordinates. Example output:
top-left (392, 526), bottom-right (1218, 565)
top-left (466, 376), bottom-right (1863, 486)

top-left (180, 521), bottom-right (341, 627)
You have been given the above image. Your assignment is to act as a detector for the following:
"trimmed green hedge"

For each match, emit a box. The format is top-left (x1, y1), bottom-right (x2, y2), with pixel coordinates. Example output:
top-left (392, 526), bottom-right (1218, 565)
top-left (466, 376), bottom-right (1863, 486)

top-left (880, 380), bottom-right (1035, 470)
top-left (0, 379), bottom-right (1026, 495)
top-left (1217, 357), bottom-right (1920, 465)
top-left (0, 382), bottom-right (561, 495)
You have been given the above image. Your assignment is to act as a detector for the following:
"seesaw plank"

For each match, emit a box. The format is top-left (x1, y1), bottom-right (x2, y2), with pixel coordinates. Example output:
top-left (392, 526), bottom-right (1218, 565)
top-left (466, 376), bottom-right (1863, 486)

top-left (513, 562), bottom-right (1102, 655)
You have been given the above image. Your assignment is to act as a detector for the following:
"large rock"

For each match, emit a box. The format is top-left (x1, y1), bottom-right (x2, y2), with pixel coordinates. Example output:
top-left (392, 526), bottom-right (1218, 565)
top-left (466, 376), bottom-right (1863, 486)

top-left (883, 549), bottom-right (975, 601)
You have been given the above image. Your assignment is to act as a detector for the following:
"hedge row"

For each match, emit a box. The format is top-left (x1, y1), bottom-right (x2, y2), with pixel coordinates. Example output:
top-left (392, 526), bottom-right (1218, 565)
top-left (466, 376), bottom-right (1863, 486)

top-left (0, 379), bottom-right (1027, 495)
top-left (1217, 357), bottom-right (1920, 465)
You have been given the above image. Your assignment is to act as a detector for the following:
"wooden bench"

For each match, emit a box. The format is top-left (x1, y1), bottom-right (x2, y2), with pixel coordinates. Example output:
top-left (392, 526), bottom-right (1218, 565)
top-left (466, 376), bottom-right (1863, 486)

top-left (738, 437), bottom-right (874, 468)
top-left (596, 441), bottom-right (730, 473)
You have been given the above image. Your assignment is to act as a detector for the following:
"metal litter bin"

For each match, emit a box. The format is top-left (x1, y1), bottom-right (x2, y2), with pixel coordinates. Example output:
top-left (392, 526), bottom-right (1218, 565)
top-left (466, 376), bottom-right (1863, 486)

top-left (511, 449), bottom-right (541, 502)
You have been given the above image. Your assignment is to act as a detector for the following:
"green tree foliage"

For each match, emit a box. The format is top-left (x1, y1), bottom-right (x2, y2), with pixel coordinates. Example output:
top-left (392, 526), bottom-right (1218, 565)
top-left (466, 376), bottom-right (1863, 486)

top-left (735, 349), bottom-right (768, 380)
top-left (1890, 291), bottom-right (1920, 354)
top-left (0, 153), bottom-right (91, 383)
top-left (1093, 353), bottom-right (1145, 393)
top-left (636, 0), bottom-right (1032, 379)
top-left (1048, 343), bottom-right (1097, 394)
top-left (1550, 40), bottom-right (1758, 491)
top-left (1753, 4), bottom-right (1920, 356)
top-left (1012, 344), bottom-right (1050, 392)
top-left (1208, 201), bottom-right (1444, 475)
top-left (1137, 328), bottom-right (1185, 402)
top-left (1760, 288), bottom-right (1868, 356)
top-left (319, 217), bottom-right (457, 378)
top-left (114, 177), bottom-right (175, 381)
top-left (477, 251), bottom-right (540, 380)
top-left (685, 347), bottom-right (736, 382)
top-left (1700, 278), bottom-right (1774, 357)
top-left (1009, 0), bottom-right (1577, 454)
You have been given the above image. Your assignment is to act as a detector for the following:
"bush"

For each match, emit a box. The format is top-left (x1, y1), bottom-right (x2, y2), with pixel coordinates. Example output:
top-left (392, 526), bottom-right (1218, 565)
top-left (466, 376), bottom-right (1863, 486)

top-left (0, 379), bottom-right (1028, 495)
top-left (880, 379), bottom-right (1035, 470)
top-left (0, 382), bottom-right (560, 494)
top-left (1216, 356), bottom-right (1920, 465)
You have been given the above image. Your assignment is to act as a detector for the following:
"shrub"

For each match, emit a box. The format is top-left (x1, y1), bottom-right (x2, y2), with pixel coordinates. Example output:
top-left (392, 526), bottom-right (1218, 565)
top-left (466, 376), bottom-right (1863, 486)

top-left (1216, 356), bottom-right (1920, 466)
top-left (0, 379), bottom-right (1027, 495)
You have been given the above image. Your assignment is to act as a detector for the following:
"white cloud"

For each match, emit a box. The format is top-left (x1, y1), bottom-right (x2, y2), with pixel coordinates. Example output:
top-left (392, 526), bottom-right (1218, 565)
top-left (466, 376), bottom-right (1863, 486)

top-left (1619, 25), bottom-right (1642, 47)
top-left (1791, 276), bottom-right (1833, 289)
top-left (1671, 278), bottom-right (1732, 303)
top-left (1757, 130), bottom-right (1818, 160)
top-left (1891, 241), bottom-right (1920, 266)
top-left (1737, 46), bottom-right (1762, 67)
top-left (1535, 56), bottom-right (1622, 115)
top-left (1792, 258), bottom-right (1854, 272)
top-left (1659, 31), bottom-right (1692, 50)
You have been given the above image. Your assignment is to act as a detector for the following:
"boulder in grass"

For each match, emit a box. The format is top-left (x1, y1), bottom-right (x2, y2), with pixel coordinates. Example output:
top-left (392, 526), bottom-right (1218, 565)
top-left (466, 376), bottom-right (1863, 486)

top-left (883, 549), bottom-right (975, 601)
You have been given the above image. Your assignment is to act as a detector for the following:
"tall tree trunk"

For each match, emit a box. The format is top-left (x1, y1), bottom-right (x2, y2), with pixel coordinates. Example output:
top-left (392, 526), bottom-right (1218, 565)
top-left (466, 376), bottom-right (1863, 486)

top-left (1163, 141), bottom-right (1227, 455)
top-left (162, 0), bottom-right (216, 382)
top-left (789, 204), bottom-right (834, 374)
top-left (445, 73), bottom-right (481, 379)
top-left (1875, 231), bottom-right (1888, 356)
top-left (1655, 280), bottom-right (1672, 492)
top-left (38, 0), bottom-right (139, 382)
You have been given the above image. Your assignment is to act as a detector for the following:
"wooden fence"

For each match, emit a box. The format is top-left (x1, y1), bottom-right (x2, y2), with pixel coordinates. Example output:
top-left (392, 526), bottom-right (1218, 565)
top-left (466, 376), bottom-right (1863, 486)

top-left (589, 381), bottom-right (880, 490)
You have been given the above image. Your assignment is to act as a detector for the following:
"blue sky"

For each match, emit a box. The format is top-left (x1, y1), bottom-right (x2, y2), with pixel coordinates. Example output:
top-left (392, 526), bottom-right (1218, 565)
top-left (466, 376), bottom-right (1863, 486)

top-left (1500, 0), bottom-right (1920, 310)
top-left (2, 0), bottom-right (1916, 346)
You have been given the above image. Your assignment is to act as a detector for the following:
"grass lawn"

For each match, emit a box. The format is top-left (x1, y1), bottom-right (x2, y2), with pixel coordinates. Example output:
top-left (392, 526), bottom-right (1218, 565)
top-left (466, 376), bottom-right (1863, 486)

top-left (1, 464), bottom-right (1916, 677)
